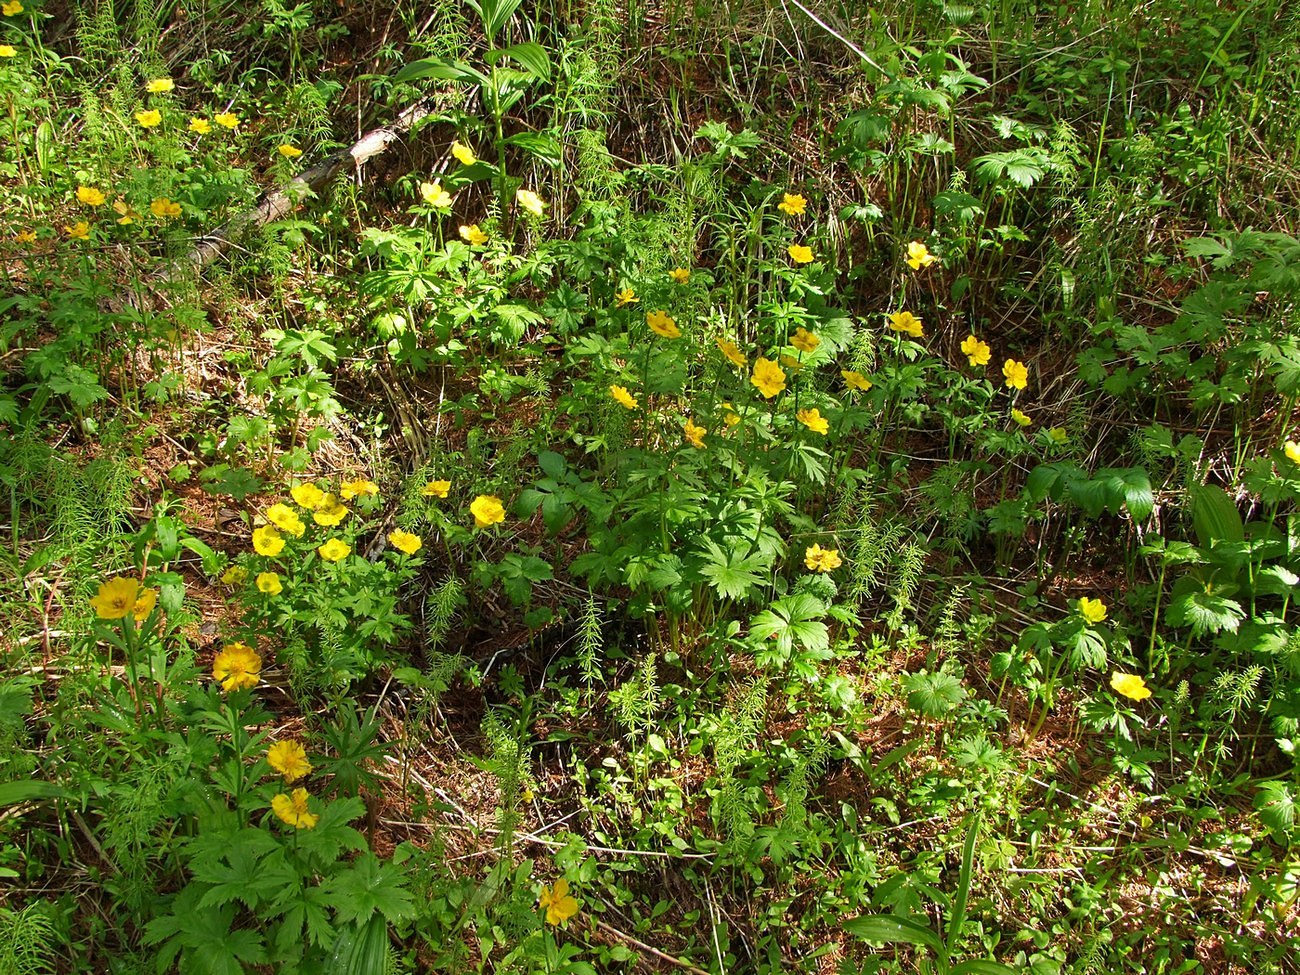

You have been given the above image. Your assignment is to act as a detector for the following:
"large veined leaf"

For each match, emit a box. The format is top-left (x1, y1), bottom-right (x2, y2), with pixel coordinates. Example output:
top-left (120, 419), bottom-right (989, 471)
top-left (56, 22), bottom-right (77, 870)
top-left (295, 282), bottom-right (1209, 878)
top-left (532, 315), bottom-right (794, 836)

top-left (393, 57), bottom-right (489, 86)
top-left (1190, 483), bottom-right (1244, 546)
top-left (844, 914), bottom-right (944, 956)
top-left (484, 41), bottom-right (552, 81)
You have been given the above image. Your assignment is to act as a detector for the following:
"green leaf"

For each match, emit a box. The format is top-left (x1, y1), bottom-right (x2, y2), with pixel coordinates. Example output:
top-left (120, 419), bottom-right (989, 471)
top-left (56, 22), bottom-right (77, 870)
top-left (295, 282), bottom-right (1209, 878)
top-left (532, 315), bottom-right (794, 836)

top-left (1189, 484), bottom-right (1244, 546)
top-left (693, 538), bottom-right (767, 602)
top-left (324, 853), bottom-right (416, 927)
top-left (950, 962), bottom-right (1019, 975)
top-left (903, 671), bottom-right (967, 719)
top-left (393, 57), bottom-right (488, 86)
top-left (1166, 589), bottom-right (1245, 637)
top-left (486, 41), bottom-right (552, 81)
top-left (0, 780), bottom-right (71, 808)
top-left (1256, 781), bottom-right (1296, 842)
top-left (844, 914), bottom-right (945, 956)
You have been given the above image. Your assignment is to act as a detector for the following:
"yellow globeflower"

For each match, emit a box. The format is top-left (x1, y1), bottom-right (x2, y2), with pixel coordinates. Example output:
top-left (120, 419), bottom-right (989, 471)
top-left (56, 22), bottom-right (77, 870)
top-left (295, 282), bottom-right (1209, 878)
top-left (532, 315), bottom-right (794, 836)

top-left (750, 357), bottom-right (787, 399)
top-left (787, 243), bottom-right (814, 264)
top-left (212, 642), bottom-right (262, 692)
top-left (64, 221), bottom-right (91, 240)
top-left (388, 529), bottom-right (422, 555)
top-left (256, 572), bottom-right (283, 595)
top-left (188, 117), bottom-right (212, 134)
top-left (609, 385), bottom-right (638, 410)
top-left (1110, 672), bottom-right (1152, 702)
top-left (0, 44), bottom-right (16, 57)
top-left (841, 370), bottom-right (872, 392)
top-left (804, 544), bottom-right (842, 573)
top-left (538, 879), bottom-right (580, 926)
top-left (317, 538), bottom-right (351, 562)
top-left (2, 1), bottom-right (24, 15)
top-left (132, 587), bottom-right (158, 621)
top-left (470, 495), bottom-right (506, 528)
top-left (790, 327), bottom-right (820, 353)
top-left (615, 287), bottom-right (638, 307)
top-left (1002, 358), bottom-right (1029, 391)
top-left (646, 310), bottom-right (681, 339)
top-left (76, 186), bottom-right (107, 207)
top-left (669, 267), bottom-right (691, 284)
top-left (267, 740), bottom-right (312, 783)
top-left (778, 192), bottom-right (807, 216)
top-left (277, 143), bottom-right (303, 158)
top-left (1047, 426), bottom-right (1068, 445)
top-left (716, 337), bottom-right (747, 367)
top-left (420, 180), bottom-right (452, 208)
top-left (1011, 408), bottom-right (1032, 427)
top-left (150, 197), bottom-right (181, 219)
top-left (145, 77), bottom-right (174, 93)
top-left (135, 109), bottom-right (162, 128)
top-left (1284, 440), bottom-right (1300, 465)
top-left (272, 493), bottom-right (316, 529)
top-left (91, 577), bottom-right (140, 620)
top-left (451, 140), bottom-right (477, 165)
top-left (221, 565), bottom-right (248, 586)
top-left (1078, 597), bottom-right (1107, 623)
top-left (906, 241), bottom-right (938, 269)
top-left (340, 479), bottom-right (379, 500)
top-left (271, 787), bottom-right (319, 829)
top-left (887, 311), bottom-right (924, 338)
top-left (797, 408), bottom-right (829, 435)
top-left (960, 334), bottom-right (991, 367)
top-left (721, 403), bottom-right (741, 427)
top-left (252, 524), bottom-right (285, 557)
top-left (459, 224), bottom-right (488, 245)
top-left (291, 483), bottom-right (326, 510)
top-left (214, 112), bottom-right (240, 129)
top-left (422, 480), bottom-right (451, 499)
top-left (312, 494), bottom-right (349, 526)
top-left (113, 200), bottom-right (138, 224)
top-left (683, 418), bottom-right (707, 449)
top-left (516, 188), bottom-right (546, 216)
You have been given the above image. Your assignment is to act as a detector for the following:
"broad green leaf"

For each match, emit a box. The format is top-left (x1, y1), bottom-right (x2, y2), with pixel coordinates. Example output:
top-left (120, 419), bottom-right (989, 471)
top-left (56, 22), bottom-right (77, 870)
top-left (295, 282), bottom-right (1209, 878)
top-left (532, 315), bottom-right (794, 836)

top-left (393, 57), bottom-right (488, 86)
top-left (485, 41), bottom-right (552, 81)
top-left (0, 780), bottom-right (71, 808)
top-left (1190, 483), bottom-right (1244, 546)
top-left (950, 962), bottom-right (1019, 975)
top-left (844, 914), bottom-right (944, 956)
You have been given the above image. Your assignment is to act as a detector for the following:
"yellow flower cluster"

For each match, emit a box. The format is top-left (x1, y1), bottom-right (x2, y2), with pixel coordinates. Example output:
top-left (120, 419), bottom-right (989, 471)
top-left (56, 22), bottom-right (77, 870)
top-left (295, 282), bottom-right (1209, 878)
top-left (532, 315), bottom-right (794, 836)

top-left (90, 577), bottom-right (158, 621)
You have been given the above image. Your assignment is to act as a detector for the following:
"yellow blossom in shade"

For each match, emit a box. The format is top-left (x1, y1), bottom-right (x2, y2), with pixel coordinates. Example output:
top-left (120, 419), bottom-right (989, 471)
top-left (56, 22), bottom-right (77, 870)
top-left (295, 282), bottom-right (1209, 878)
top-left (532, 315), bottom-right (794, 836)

top-left (906, 240), bottom-right (938, 269)
top-left (267, 741), bottom-right (312, 783)
top-left (317, 538), bottom-right (350, 562)
top-left (271, 788), bottom-right (319, 829)
top-left (615, 287), bottom-right (638, 307)
top-left (646, 310), bottom-right (681, 339)
top-left (470, 495), bottom-right (506, 528)
top-left (804, 544), bottom-right (842, 573)
top-left (669, 267), bottom-right (691, 284)
top-left (1047, 426), bottom-right (1068, 445)
top-left (2, 1), bottom-right (23, 15)
top-left (790, 327), bottom-right (820, 353)
top-left (516, 188), bottom-right (546, 216)
top-left (459, 224), bottom-right (488, 245)
top-left (750, 357), bottom-right (787, 398)
top-left (420, 180), bottom-right (452, 208)
top-left (787, 243), bottom-right (814, 264)
top-left (145, 77), bottom-right (174, 93)
top-left (388, 529), bottom-right (422, 555)
top-left (716, 337), bottom-right (747, 367)
top-left (256, 572), bottom-right (283, 595)
top-left (0, 45), bottom-right (16, 57)
top-left (15, 229), bottom-right (35, 243)
top-left (291, 483), bottom-right (327, 509)
top-left (1002, 358), bottom-right (1029, 390)
top-left (277, 143), bottom-right (303, 158)
top-left (135, 109), bottom-right (162, 128)
top-left (132, 587), bottom-right (158, 621)
top-left (721, 403), bottom-right (741, 426)
top-left (252, 524), bottom-right (285, 557)
top-left (212, 642), bottom-right (262, 692)
top-left (960, 334), bottom-right (991, 367)
top-left (1011, 408), bottom-right (1032, 427)
top-left (780, 354), bottom-right (804, 374)
top-left (797, 408), bottom-right (829, 435)
top-left (539, 879), bottom-right (580, 926)
top-left (91, 577), bottom-right (140, 620)
top-left (422, 480), bottom-right (451, 499)
top-left (76, 186), bottom-right (106, 206)
top-left (778, 192), bottom-right (807, 216)
top-left (113, 200), bottom-right (137, 224)
top-left (683, 418), bottom-right (707, 449)
top-left (221, 565), bottom-right (248, 586)
top-left (312, 494), bottom-right (349, 527)
top-left (340, 479), bottom-right (379, 501)
top-left (188, 117), bottom-right (212, 134)
top-left (1078, 597), bottom-right (1107, 623)
top-left (841, 369), bottom-right (872, 392)
top-left (887, 311), bottom-right (924, 338)
top-left (150, 198), bottom-right (181, 219)
top-left (64, 221), bottom-right (91, 240)
top-left (451, 140), bottom-right (477, 165)
top-left (1284, 440), bottom-right (1300, 465)
top-left (214, 112), bottom-right (239, 129)
top-left (1110, 672), bottom-right (1152, 702)
top-left (609, 385), bottom-right (638, 410)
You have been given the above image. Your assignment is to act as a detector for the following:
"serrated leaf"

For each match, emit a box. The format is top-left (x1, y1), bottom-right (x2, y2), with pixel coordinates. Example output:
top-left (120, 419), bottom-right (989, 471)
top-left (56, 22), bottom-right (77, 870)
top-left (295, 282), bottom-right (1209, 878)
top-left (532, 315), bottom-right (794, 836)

top-left (1166, 589), bottom-right (1245, 637)
top-left (1256, 781), bottom-right (1296, 841)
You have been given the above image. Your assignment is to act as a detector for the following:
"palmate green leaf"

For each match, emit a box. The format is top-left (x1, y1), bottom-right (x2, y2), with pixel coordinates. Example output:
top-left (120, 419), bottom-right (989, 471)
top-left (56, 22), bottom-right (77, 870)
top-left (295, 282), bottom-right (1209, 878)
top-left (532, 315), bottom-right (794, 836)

top-left (1166, 589), bottom-right (1245, 637)
top-left (322, 853), bottom-right (416, 927)
top-left (272, 883), bottom-right (336, 953)
top-left (748, 593), bottom-right (829, 660)
top-left (903, 671), bottom-right (967, 719)
top-left (693, 538), bottom-right (768, 602)
top-left (844, 914), bottom-right (944, 956)
top-left (1255, 781), bottom-right (1296, 842)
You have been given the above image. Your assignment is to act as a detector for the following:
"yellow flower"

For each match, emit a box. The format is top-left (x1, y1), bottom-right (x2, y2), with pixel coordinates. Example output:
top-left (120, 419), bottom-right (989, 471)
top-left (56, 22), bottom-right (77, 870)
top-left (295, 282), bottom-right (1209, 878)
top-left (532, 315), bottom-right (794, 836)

top-left (804, 544), bottom-right (842, 573)
top-left (787, 243), bottom-right (814, 264)
top-left (188, 117), bottom-right (212, 134)
top-left (459, 224), bottom-right (488, 245)
top-left (797, 408), bottom-right (829, 435)
top-left (312, 494), bottom-right (349, 527)
top-left (64, 221), bottom-right (91, 240)
top-left (610, 385), bottom-right (638, 410)
top-left (960, 334), bottom-right (991, 367)
top-left (841, 369), bottom-right (872, 392)
top-left (340, 479), bottom-right (379, 500)
top-left (0, 44), bottom-right (16, 57)
top-left (271, 787), bottom-right (319, 829)
top-left (14, 229), bottom-right (35, 243)
top-left (113, 200), bottom-right (138, 224)
top-left (252, 524), bottom-right (285, 557)
top-left (538, 879), bottom-right (580, 926)
top-left (267, 741), bottom-right (312, 783)
top-left (721, 403), bottom-right (741, 426)
top-left (256, 572), bottom-right (283, 595)
top-left (646, 310), bottom-right (681, 339)
top-left (790, 327), bottom-right (820, 353)
top-left (1047, 426), bottom-right (1068, 445)
top-left (91, 577), bottom-right (140, 620)
top-left (1002, 358), bottom-right (1029, 390)
top-left (422, 480), bottom-right (451, 499)
top-left (750, 357), bottom-right (787, 399)
top-left (221, 565), bottom-right (248, 586)
top-left (388, 529), bottom-right (422, 555)
top-left (132, 587), bottom-right (158, 620)
top-left (277, 143), bottom-right (303, 158)
top-left (906, 241), bottom-right (938, 269)
top-left (778, 192), bottom-right (807, 216)
top-left (451, 140), bottom-right (477, 165)
top-left (145, 77), bottom-right (174, 93)
top-left (615, 287), bottom-right (638, 307)
top-left (516, 188), bottom-right (546, 216)
top-left (683, 418), bottom-right (707, 449)
top-left (669, 267), bottom-right (691, 284)
top-left (470, 495), bottom-right (506, 528)
top-left (135, 109), bottom-right (162, 128)
top-left (2, 1), bottom-right (23, 15)
top-left (1011, 408), bottom-right (1032, 427)
top-left (1109, 672), bottom-right (1151, 702)
top-left (1284, 440), bottom-right (1300, 465)
top-left (317, 538), bottom-right (351, 562)
top-left (214, 112), bottom-right (239, 129)
top-left (76, 186), bottom-right (106, 207)
top-left (212, 642), bottom-right (262, 692)
top-left (291, 483), bottom-right (327, 509)
top-left (716, 337), bottom-right (746, 367)
top-left (1078, 597), bottom-right (1107, 623)
top-left (150, 197), bottom-right (181, 219)
top-left (887, 311), bottom-right (924, 338)
top-left (420, 180), bottom-right (452, 208)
